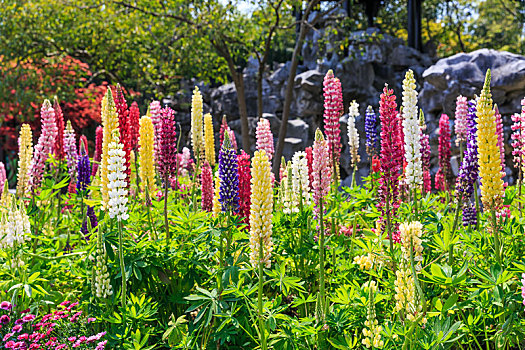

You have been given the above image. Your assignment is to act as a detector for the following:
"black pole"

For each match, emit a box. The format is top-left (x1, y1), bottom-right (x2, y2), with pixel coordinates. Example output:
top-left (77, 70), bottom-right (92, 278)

top-left (408, 0), bottom-right (422, 51)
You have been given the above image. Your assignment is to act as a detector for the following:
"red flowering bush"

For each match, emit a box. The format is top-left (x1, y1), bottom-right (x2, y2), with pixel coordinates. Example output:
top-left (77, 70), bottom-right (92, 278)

top-left (0, 300), bottom-right (106, 349)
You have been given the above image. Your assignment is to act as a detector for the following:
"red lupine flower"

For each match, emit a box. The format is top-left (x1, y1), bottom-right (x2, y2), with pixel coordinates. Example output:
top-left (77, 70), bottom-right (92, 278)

top-left (237, 150), bottom-right (251, 226)
top-left (201, 161), bottom-right (213, 212)
top-left (305, 146), bottom-right (314, 190)
top-left (54, 98), bottom-right (65, 160)
top-left (114, 84), bottom-right (131, 181)
top-left (92, 126), bottom-right (103, 177)
top-left (128, 101), bottom-right (140, 151)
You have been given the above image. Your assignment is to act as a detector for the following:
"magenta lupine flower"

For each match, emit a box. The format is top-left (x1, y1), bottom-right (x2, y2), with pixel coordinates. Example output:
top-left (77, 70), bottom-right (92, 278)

top-left (0, 162), bottom-right (6, 196)
top-left (149, 101), bottom-right (162, 159)
top-left (377, 85), bottom-right (403, 226)
top-left (157, 107), bottom-right (178, 179)
top-left (64, 121), bottom-right (78, 180)
top-left (511, 98), bottom-right (525, 171)
top-left (420, 131), bottom-right (431, 193)
top-left (494, 105), bottom-right (505, 171)
top-left (29, 100), bottom-right (58, 192)
top-left (312, 129), bottom-right (332, 218)
top-left (323, 70), bottom-right (343, 171)
top-left (255, 118), bottom-right (274, 160)
top-left (521, 273), bottom-right (525, 308)
top-left (435, 114), bottom-right (451, 191)
top-left (455, 95), bottom-right (468, 147)
top-left (92, 126), bottom-right (103, 177)
top-left (201, 161), bottom-right (213, 212)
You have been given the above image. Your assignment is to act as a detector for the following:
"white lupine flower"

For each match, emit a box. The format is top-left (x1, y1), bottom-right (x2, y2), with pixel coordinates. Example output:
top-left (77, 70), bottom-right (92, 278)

top-left (94, 232), bottom-right (113, 299)
top-left (402, 70), bottom-right (423, 187)
top-left (281, 163), bottom-right (296, 214)
top-left (0, 203), bottom-right (31, 249)
top-left (107, 132), bottom-right (129, 221)
top-left (291, 151), bottom-right (311, 207)
top-left (347, 100), bottom-right (361, 168)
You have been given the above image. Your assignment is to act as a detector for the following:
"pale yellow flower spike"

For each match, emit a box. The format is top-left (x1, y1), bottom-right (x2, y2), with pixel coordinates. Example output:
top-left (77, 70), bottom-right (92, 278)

top-left (476, 70), bottom-right (505, 212)
top-left (212, 175), bottom-right (221, 217)
top-left (139, 115), bottom-right (156, 196)
top-left (204, 113), bottom-right (216, 166)
top-left (100, 87), bottom-right (120, 208)
top-left (191, 86), bottom-right (204, 162)
top-left (16, 124), bottom-right (33, 197)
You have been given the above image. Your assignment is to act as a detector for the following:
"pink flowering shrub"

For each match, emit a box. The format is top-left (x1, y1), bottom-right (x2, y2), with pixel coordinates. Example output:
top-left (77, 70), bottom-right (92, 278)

top-left (0, 300), bottom-right (106, 350)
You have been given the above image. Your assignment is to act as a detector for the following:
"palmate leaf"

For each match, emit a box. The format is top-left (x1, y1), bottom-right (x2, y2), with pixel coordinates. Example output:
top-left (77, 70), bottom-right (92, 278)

top-left (266, 263), bottom-right (306, 296)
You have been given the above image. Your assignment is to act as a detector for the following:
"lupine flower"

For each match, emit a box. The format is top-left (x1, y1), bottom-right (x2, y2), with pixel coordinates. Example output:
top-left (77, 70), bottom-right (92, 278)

top-left (435, 114), bottom-right (451, 191)
top-left (204, 113), bottom-right (216, 166)
top-left (323, 70), bottom-right (343, 175)
top-left (201, 161), bottom-right (213, 212)
top-left (54, 98), bottom-right (65, 160)
top-left (477, 70), bottom-right (505, 212)
top-left (394, 260), bottom-right (425, 325)
top-left (64, 120), bottom-right (78, 180)
top-left (238, 150), bottom-right (251, 224)
top-left (76, 147), bottom-right (91, 193)
top-left (455, 100), bottom-right (479, 200)
top-left (0, 202), bottom-right (31, 249)
top-left (312, 129), bottom-right (332, 218)
top-left (291, 151), bottom-right (311, 207)
top-left (79, 135), bottom-right (88, 153)
top-left (115, 84), bottom-right (131, 182)
top-left (128, 101), bottom-right (140, 151)
top-left (100, 88), bottom-right (119, 208)
top-left (256, 118), bottom-right (274, 160)
top-left (280, 162), bottom-right (295, 214)
top-left (362, 281), bottom-right (383, 349)
top-left (511, 99), bottom-right (525, 172)
top-left (454, 95), bottom-right (468, 147)
top-left (0, 163), bottom-right (6, 197)
top-left (94, 230), bottom-right (113, 299)
top-left (305, 146), bottom-right (314, 190)
top-left (399, 221), bottom-right (423, 271)
top-left (92, 126), bottom-right (103, 177)
top-left (494, 105), bottom-right (505, 172)
top-left (347, 101), bottom-right (361, 168)
top-left (228, 129), bottom-right (238, 153)
top-left (219, 116), bottom-right (229, 148)
top-left (81, 206), bottom-right (98, 240)
top-left (249, 149), bottom-right (274, 268)
top-left (149, 100), bottom-right (162, 160)
top-left (191, 86), bottom-right (204, 161)
top-left (218, 133), bottom-right (239, 213)
top-left (28, 100), bottom-right (58, 192)
top-left (107, 131), bottom-right (129, 221)
top-left (365, 105), bottom-right (378, 157)
top-left (157, 107), bottom-right (178, 179)
top-left (377, 85), bottom-right (403, 226)
top-left (462, 201), bottom-right (477, 227)
top-left (402, 70), bottom-right (423, 187)
top-left (212, 176), bottom-right (221, 217)
top-left (420, 112), bottom-right (431, 194)
top-left (16, 124), bottom-right (33, 197)
top-left (139, 115), bottom-right (156, 196)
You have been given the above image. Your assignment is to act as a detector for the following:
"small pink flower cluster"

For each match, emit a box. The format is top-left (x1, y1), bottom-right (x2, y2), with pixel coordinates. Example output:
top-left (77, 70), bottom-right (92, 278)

top-left (255, 118), bottom-right (274, 160)
top-left (1, 300), bottom-right (106, 350)
top-left (322, 70), bottom-right (343, 167)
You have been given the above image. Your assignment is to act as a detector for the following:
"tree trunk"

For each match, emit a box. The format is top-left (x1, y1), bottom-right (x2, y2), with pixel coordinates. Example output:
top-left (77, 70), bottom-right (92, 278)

top-left (272, 15), bottom-right (311, 175)
top-left (407, 0), bottom-right (422, 51)
top-left (257, 66), bottom-right (264, 119)
top-left (232, 72), bottom-right (251, 152)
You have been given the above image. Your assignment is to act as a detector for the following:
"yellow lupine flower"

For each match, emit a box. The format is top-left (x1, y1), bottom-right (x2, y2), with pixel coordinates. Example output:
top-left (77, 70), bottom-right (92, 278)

top-left (16, 124), bottom-right (33, 197)
top-left (203, 113), bottom-right (215, 166)
top-left (249, 150), bottom-right (274, 268)
top-left (139, 115), bottom-right (156, 196)
top-left (212, 175), bottom-right (221, 216)
top-left (191, 86), bottom-right (204, 162)
top-left (100, 87), bottom-right (120, 208)
top-left (476, 70), bottom-right (505, 211)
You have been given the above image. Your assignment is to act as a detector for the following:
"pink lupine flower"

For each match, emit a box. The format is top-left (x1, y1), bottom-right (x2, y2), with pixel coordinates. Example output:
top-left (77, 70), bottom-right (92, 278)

top-left (92, 126), bottom-right (103, 177)
top-left (511, 99), bottom-right (525, 171)
top-left (312, 129), bottom-right (332, 218)
top-left (494, 105), bottom-right (505, 171)
top-left (201, 161), bottom-right (213, 212)
top-left (28, 100), bottom-right (58, 192)
top-left (0, 162), bottom-right (6, 196)
top-left (64, 121), bottom-right (78, 180)
top-left (455, 95), bottom-right (468, 146)
top-left (521, 273), bottom-right (525, 307)
top-left (323, 70), bottom-right (343, 174)
top-left (436, 114), bottom-right (451, 191)
top-left (255, 118), bottom-right (274, 160)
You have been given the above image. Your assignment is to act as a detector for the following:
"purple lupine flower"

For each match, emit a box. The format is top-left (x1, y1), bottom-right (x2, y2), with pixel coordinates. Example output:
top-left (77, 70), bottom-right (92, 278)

top-left (218, 133), bottom-right (239, 213)
top-left (76, 147), bottom-right (91, 193)
top-left (157, 107), bottom-right (178, 179)
top-left (462, 201), bottom-right (477, 227)
top-left (365, 105), bottom-right (378, 157)
top-left (81, 206), bottom-right (98, 240)
top-left (455, 99), bottom-right (479, 199)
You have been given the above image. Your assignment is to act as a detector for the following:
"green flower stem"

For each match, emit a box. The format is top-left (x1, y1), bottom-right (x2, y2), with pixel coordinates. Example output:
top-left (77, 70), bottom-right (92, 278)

top-left (164, 173), bottom-right (170, 242)
top-left (491, 208), bottom-right (502, 265)
top-left (319, 199), bottom-right (326, 322)
top-left (118, 220), bottom-right (127, 315)
top-left (258, 237), bottom-right (267, 350)
top-left (449, 197), bottom-right (462, 265)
